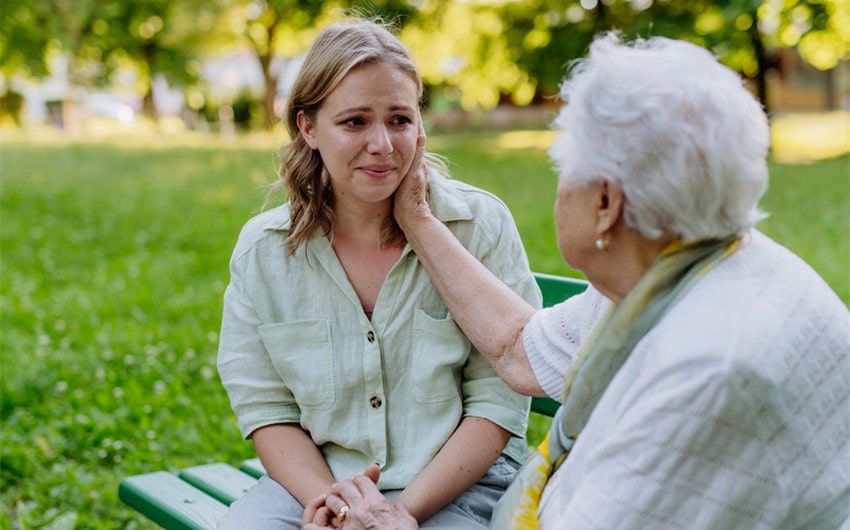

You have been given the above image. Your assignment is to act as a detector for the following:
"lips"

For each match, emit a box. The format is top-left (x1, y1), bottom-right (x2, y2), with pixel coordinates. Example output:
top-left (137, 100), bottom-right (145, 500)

top-left (360, 164), bottom-right (395, 179)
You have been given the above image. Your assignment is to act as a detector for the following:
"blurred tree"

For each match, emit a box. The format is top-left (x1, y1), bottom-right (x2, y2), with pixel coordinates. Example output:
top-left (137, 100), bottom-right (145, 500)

top-left (495, 0), bottom-right (597, 101)
top-left (1, 0), bottom-right (87, 79)
top-left (494, 0), bottom-right (848, 112)
top-left (4, 0), bottom-right (845, 126)
top-left (1, 0), bottom-right (99, 129)
top-left (90, 0), bottom-right (228, 118)
top-left (404, 0), bottom-right (708, 110)
top-left (214, 0), bottom-right (324, 129)
top-left (0, 0), bottom-right (227, 121)
top-left (403, 0), bottom-right (538, 110)
top-left (632, 0), bottom-right (848, 112)
top-left (0, 90), bottom-right (25, 126)
top-left (220, 0), bottom-right (418, 128)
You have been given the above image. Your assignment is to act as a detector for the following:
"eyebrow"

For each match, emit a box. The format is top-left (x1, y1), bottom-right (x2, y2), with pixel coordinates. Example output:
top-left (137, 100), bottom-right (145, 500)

top-left (331, 104), bottom-right (416, 120)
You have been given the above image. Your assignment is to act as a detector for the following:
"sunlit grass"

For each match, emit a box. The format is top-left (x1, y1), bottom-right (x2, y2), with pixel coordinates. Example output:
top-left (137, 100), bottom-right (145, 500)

top-left (770, 110), bottom-right (850, 163)
top-left (432, 110), bottom-right (850, 162)
top-left (493, 129), bottom-right (559, 151)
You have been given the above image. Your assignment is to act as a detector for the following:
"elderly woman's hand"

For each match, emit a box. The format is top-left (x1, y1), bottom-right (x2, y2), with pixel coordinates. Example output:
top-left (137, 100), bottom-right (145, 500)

top-left (302, 465), bottom-right (419, 530)
top-left (393, 132), bottom-right (431, 233)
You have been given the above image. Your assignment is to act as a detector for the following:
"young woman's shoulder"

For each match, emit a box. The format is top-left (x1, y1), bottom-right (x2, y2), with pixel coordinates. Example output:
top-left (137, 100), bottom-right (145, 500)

top-left (428, 170), bottom-right (513, 224)
top-left (230, 203), bottom-right (291, 260)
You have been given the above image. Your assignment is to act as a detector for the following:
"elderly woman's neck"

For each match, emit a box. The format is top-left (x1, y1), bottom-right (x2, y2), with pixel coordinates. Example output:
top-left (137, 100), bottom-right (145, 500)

top-left (587, 232), bottom-right (677, 305)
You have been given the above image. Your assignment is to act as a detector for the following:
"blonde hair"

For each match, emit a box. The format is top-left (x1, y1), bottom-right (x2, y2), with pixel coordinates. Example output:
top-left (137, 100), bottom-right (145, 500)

top-left (274, 19), bottom-right (445, 254)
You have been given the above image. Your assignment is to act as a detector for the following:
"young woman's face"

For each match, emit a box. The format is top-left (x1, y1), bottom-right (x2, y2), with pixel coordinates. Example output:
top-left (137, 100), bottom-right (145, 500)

top-left (297, 61), bottom-right (420, 210)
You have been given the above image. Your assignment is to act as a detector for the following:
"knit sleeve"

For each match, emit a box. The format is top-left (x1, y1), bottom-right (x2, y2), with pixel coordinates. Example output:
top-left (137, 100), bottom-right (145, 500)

top-left (523, 286), bottom-right (610, 400)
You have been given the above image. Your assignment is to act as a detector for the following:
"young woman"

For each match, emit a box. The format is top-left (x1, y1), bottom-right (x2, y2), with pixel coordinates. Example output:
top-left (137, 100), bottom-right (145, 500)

top-left (215, 19), bottom-right (541, 529)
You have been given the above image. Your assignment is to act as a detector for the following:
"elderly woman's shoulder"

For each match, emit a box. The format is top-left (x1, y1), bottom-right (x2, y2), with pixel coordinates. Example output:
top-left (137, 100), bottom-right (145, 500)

top-left (733, 230), bottom-right (845, 309)
top-left (643, 229), bottom-right (848, 380)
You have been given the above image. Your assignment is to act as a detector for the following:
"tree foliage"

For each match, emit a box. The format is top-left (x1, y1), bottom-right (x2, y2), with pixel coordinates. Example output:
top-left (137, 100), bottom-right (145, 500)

top-left (427, 0), bottom-right (848, 110)
top-left (215, 0), bottom-right (417, 127)
top-left (400, 1), bottom-right (536, 110)
top-left (1, 0), bottom-right (846, 119)
top-left (1, 0), bottom-right (99, 80)
top-left (1, 0), bottom-right (227, 117)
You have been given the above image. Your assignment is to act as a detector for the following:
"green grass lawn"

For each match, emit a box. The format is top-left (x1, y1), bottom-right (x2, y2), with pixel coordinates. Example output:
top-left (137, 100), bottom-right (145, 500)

top-left (1, 130), bottom-right (848, 529)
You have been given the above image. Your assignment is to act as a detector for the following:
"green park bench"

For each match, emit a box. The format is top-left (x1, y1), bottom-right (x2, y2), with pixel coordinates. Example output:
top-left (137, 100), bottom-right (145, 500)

top-left (118, 272), bottom-right (588, 529)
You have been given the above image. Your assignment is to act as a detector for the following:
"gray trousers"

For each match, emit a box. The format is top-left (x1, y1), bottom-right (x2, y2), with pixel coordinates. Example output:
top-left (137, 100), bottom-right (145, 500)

top-left (217, 456), bottom-right (520, 529)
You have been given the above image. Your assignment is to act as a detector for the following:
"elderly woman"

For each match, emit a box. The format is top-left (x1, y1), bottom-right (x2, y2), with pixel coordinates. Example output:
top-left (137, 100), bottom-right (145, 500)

top-left (305, 34), bottom-right (850, 530)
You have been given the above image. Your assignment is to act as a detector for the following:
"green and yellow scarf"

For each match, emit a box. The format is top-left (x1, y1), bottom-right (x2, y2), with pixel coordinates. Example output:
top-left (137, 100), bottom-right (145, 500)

top-left (491, 236), bottom-right (740, 530)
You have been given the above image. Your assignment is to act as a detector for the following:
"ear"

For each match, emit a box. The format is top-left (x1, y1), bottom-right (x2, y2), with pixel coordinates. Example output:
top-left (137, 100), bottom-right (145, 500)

top-left (596, 181), bottom-right (624, 234)
top-left (296, 110), bottom-right (318, 150)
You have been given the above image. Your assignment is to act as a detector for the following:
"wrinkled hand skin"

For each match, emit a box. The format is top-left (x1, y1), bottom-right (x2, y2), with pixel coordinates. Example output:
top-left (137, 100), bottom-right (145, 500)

top-left (393, 133), bottom-right (431, 233)
top-left (302, 465), bottom-right (419, 530)
top-left (344, 497), bottom-right (417, 530)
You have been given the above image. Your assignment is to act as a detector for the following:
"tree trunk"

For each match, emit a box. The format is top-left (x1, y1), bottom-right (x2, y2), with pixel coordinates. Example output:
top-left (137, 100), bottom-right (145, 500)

top-left (824, 67), bottom-right (836, 110)
top-left (142, 90), bottom-right (157, 118)
top-left (259, 16), bottom-right (281, 130)
top-left (63, 59), bottom-right (80, 136)
top-left (260, 53), bottom-right (278, 129)
top-left (749, 14), bottom-right (770, 113)
top-left (141, 46), bottom-right (159, 120)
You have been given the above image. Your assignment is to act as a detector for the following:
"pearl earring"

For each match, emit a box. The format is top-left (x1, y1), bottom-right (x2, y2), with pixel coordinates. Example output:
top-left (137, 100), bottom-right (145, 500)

top-left (595, 236), bottom-right (609, 250)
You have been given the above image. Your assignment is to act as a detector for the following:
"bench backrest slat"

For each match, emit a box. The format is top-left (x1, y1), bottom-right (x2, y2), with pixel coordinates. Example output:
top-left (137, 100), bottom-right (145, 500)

top-left (530, 273), bottom-right (587, 415)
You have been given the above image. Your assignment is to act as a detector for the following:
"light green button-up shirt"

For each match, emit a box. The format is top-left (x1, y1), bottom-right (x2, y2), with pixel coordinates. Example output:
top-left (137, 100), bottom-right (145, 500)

top-left (217, 172), bottom-right (542, 490)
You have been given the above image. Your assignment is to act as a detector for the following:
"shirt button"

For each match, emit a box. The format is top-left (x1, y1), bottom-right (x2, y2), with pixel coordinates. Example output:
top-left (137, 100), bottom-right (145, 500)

top-left (370, 396), bottom-right (382, 409)
top-left (366, 331), bottom-right (375, 343)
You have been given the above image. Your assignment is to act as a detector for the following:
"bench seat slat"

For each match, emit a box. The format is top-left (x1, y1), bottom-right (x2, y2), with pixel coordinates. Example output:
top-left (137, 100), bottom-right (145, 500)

top-left (239, 458), bottom-right (266, 478)
top-left (179, 463), bottom-right (258, 505)
top-left (118, 471), bottom-right (227, 530)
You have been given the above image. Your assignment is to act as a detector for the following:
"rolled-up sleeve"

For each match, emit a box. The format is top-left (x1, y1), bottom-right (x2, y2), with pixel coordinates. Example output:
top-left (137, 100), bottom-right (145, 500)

top-left (217, 251), bottom-right (300, 439)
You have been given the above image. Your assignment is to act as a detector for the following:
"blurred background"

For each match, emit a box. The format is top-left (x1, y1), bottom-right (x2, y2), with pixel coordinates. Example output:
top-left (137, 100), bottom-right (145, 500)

top-left (1, 0), bottom-right (848, 142)
top-left (1, 2), bottom-right (848, 529)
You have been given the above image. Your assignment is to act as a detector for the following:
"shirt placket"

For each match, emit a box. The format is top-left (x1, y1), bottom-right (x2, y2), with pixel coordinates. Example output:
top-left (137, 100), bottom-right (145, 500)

top-left (362, 324), bottom-right (387, 466)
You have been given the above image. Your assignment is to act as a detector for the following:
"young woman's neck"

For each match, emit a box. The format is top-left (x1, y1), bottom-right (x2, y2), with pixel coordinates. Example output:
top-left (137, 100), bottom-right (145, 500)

top-left (332, 200), bottom-right (394, 246)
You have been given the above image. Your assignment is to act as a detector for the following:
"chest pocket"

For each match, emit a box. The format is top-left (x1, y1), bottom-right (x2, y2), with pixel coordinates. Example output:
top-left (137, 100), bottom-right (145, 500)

top-left (258, 319), bottom-right (335, 410)
top-left (411, 310), bottom-right (470, 403)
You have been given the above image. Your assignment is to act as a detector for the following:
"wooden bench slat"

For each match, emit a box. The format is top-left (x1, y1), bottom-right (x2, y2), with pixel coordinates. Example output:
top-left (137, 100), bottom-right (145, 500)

top-left (118, 471), bottom-right (227, 530)
top-left (529, 273), bottom-right (586, 417)
top-left (530, 396), bottom-right (561, 417)
top-left (533, 272), bottom-right (587, 308)
top-left (179, 463), bottom-right (258, 505)
top-left (239, 458), bottom-right (266, 478)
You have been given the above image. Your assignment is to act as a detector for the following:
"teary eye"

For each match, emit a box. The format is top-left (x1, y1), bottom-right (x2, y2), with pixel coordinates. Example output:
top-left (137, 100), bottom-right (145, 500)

top-left (390, 115), bottom-right (412, 127)
top-left (342, 117), bottom-right (366, 127)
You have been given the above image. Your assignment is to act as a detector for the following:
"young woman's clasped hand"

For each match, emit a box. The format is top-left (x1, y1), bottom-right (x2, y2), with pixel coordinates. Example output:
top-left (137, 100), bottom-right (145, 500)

top-left (302, 465), bottom-right (419, 530)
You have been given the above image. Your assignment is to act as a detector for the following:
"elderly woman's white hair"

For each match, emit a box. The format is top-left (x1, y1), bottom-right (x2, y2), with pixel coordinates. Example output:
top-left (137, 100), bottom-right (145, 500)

top-left (549, 33), bottom-right (770, 243)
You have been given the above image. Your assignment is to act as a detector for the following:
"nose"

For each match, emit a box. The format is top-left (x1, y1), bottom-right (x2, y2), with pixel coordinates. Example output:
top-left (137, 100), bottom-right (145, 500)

top-left (367, 124), bottom-right (393, 156)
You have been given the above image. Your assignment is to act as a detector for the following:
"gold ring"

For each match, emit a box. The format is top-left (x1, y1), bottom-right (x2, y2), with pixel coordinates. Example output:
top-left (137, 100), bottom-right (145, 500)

top-left (337, 505), bottom-right (349, 522)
